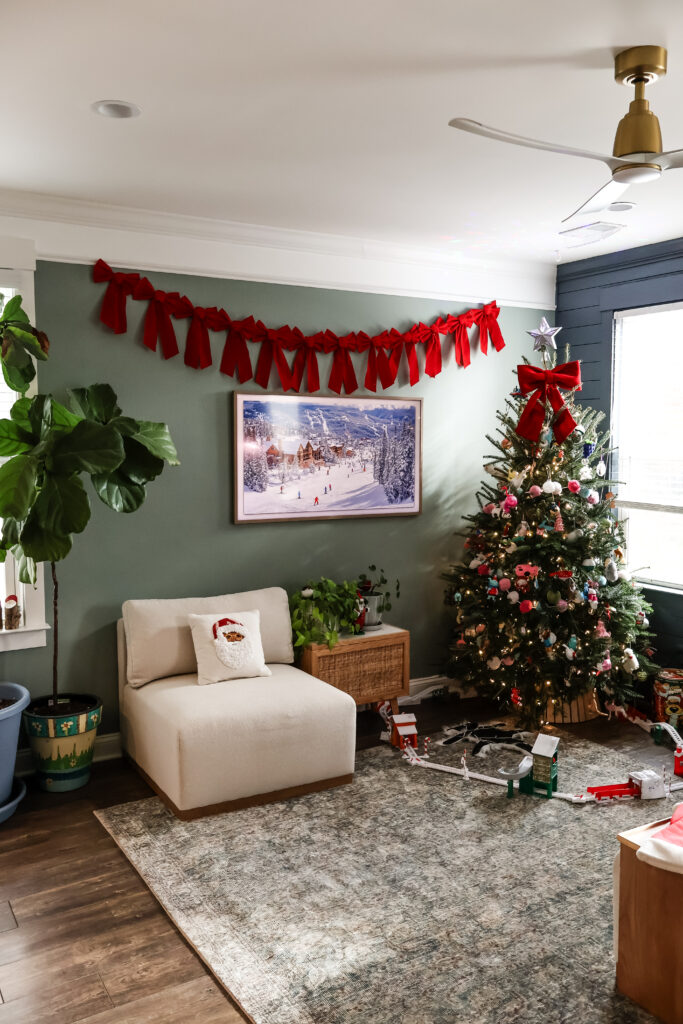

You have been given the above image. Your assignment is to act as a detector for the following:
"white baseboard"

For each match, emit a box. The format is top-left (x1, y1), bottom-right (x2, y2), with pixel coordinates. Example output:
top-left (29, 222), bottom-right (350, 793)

top-left (14, 731), bottom-right (122, 778)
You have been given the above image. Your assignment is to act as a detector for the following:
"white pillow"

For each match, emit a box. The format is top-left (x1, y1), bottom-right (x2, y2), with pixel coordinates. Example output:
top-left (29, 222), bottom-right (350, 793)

top-left (188, 610), bottom-right (272, 686)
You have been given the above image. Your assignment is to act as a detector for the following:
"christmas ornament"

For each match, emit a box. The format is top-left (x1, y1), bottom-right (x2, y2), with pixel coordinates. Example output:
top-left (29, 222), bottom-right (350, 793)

top-left (542, 479), bottom-right (563, 495)
top-left (528, 484), bottom-right (542, 498)
top-left (586, 489), bottom-right (599, 505)
top-left (546, 589), bottom-right (560, 605)
top-left (622, 648), bottom-right (639, 673)
top-left (486, 656), bottom-right (501, 670)
top-left (587, 587), bottom-right (598, 613)
top-left (475, 623), bottom-right (486, 634)
top-left (583, 442), bottom-right (596, 458)
top-left (507, 591), bottom-right (520, 604)
top-left (509, 467), bottom-right (530, 489)
top-left (515, 520), bottom-right (530, 537)
top-left (595, 619), bottom-right (611, 639)
top-left (519, 599), bottom-right (534, 613)
top-left (543, 632), bottom-right (557, 647)
top-left (636, 610), bottom-right (650, 627)
top-left (601, 653), bottom-right (612, 672)
top-left (527, 316), bottom-right (562, 352)
top-left (501, 437), bottom-right (512, 449)
top-left (556, 599), bottom-right (569, 612)
top-left (566, 528), bottom-right (584, 542)
top-left (597, 575), bottom-right (607, 587)
top-left (510, 687), bottom-right (522, 707)
top-left (579, 463), bottom-right (593, 481)
top-left (596, 458), bottom-right (607, 477)
top-left (554, 513), bottom-right (564, 532)
top-left (567, 479), bottom-right (581, 493)
top-left (482, 502), bottom-right (496, 515)
top-left (605, 560), bottom-right (619, 583)
top-left (582, 556), bottom-right (597, 567)
top-left (498, 577), bottom-right (512, 592)
top-left (502, 493), bottom-right (518, 513)
top-left (515, 361), bottom-right (581, 443)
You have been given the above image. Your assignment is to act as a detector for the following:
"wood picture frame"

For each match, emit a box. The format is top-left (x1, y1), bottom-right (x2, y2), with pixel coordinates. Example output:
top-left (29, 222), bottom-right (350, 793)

top-left (233, 392), bottom-right (422, 524)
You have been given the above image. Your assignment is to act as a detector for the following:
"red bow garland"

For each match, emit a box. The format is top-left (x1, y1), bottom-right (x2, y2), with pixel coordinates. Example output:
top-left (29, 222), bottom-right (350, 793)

top-left (515, 361), bottom-right (582, 443)
top-left (92, 259), bottom-right (506, 394)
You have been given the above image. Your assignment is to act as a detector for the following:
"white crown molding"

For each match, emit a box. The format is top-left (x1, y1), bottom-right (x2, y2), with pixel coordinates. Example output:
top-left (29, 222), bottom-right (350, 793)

top-left (0, 189), bottom-right (556, 309)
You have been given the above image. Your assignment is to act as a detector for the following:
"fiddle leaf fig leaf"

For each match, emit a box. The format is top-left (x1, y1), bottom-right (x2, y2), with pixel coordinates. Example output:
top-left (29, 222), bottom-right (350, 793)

top-left (9, 396), bottom-right (32, 431)
top-left (0, 295), bottom-right (27, 323)
top-left (0, 418), bottom-right (34, 456)
top-left (91, 471), bottom-right (145, 513)
top-left (34, 475), bottom-right (91, 537)
top-left (49, 421), bottom-right (125, 475)
top-left (6, 325), bottom-right (48, 361)
top-left (133, 421), bottom-right (180, 465)
top-left (10, 545), bottom-right (36, 585)
top-left (19, 513), bottom-right (72, 563)
top-left (0, 455), bottom-right (37, 520)
top-left (118, 437), bottom-right (165, 484)
top-left (68, 384), bottom-right (121, 424)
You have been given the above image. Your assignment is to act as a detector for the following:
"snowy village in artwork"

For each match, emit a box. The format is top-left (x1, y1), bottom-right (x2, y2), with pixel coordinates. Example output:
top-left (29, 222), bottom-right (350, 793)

top-left (234, 395), bottom-right (421, 521)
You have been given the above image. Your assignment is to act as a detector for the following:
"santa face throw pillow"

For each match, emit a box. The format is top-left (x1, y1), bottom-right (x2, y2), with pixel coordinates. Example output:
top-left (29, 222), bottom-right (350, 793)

top-left (188, 610), bottom-right (272, 685)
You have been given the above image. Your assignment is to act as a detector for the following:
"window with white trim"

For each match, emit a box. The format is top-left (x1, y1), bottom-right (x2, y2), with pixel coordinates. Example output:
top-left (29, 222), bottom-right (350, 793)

top-left (0, 273), bottom-right (48, 651)
top-left (612, 302), bottom-right (683, 590)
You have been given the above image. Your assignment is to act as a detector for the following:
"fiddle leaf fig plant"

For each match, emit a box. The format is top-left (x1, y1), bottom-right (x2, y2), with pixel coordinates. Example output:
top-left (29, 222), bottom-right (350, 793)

top-left (0, 294), bottom-right (49, 394)
top-left (0, 383), bottom-right (178, 709)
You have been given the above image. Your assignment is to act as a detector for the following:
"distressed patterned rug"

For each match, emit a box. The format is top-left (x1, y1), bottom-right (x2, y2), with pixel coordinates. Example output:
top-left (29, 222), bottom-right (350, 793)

top-left (95, 733), bottom-right (675, 1024)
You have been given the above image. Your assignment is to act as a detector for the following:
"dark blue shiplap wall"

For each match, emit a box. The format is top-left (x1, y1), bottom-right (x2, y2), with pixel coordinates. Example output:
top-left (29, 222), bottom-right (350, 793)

top-left (556, 237), bottom-right (683, 666)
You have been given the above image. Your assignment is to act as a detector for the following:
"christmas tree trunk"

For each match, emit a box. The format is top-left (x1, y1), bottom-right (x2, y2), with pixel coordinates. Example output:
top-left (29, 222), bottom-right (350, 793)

top-left (443, 319), bottom-right (657, 727)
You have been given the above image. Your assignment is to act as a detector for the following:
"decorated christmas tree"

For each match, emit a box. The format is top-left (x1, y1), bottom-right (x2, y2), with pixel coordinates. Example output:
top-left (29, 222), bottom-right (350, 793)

top-left (443, 318), bottom-right (657, 726)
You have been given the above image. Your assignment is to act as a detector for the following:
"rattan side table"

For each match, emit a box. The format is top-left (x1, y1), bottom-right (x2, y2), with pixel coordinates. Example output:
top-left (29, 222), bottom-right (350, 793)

top-left (300, 624), bottom-right (410, 712)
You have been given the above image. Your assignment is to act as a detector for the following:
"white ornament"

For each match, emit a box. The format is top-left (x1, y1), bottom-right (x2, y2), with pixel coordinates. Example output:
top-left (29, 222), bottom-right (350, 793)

top-left (510, 468), bottom-right (529, 490)
top-left (487, 656), bottom-right (501, 670)
top-left (566, 528), bottom-right (584, 542)
top-left (507, 591), bottom-right (520, 604)
top-left (564, 646), bottom-right (575, 660)
top-left (515, 520), bottom-right (530, 537)
top-left (605, 560), bottom-right (619, 583)
top-left (579, 463), bottom-right (593, 481)
top-left (542, 479), bottom-right (562, 495)
top-left (469, 557), bottom-right (483, 569)
top-left (582, 556), bottom-right (596, 567)
top-left (596, 458), bottom-right (607, 477)
top-left (622, 648), bottom-right (639, 674)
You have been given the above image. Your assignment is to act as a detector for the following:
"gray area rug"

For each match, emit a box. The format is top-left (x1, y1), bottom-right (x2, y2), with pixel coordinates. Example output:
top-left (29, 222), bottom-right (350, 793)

top-left (95, 732), bottom-right (676, 1024)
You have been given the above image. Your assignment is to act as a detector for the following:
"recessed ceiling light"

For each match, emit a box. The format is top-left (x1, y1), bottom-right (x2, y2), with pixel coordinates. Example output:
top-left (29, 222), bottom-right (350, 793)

top-left (91, 99), bottom-right (141, 119)
top-left (608, 201), bottom-right (636, 212)
top-left (559, 221), bottom-right (625, 247)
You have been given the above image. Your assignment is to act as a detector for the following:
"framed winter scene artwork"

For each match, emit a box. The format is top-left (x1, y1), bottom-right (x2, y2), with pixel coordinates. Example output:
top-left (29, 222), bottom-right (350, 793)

top-left (233, 393), bottom-right (422, 523)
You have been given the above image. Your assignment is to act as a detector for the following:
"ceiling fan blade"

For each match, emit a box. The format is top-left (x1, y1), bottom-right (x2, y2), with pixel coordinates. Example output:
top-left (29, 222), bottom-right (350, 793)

top-left (659, 148), bottom-right (683, 170)
top-left (561, 179), bottom-right (631, 223)
top-left (448, 118), bottom-right (629, 172)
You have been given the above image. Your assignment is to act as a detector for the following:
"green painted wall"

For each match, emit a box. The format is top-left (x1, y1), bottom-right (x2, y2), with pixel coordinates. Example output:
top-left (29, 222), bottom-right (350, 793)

top-left (2, 260), bottom-right (550, 733)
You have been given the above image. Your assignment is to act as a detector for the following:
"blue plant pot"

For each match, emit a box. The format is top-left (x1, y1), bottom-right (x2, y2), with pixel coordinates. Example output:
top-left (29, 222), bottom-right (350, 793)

top-left (0, 682), bottom-right (30, 809)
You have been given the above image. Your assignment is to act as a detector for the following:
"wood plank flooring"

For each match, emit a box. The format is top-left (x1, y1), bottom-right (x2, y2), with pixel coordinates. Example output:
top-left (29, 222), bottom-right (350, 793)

top-left (0, 696), bottom-right (675, 1023)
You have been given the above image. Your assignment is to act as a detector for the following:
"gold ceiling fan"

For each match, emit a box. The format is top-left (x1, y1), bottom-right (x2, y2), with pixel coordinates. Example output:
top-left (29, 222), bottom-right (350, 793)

top-left (449, 46), bottom-right (682, 221)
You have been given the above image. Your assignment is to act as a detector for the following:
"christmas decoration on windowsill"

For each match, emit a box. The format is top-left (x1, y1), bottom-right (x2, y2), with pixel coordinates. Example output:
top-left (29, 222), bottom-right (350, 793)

top-left (92, 260), bottom-right (506, 395)
top-left (442, 317), bottom-right (658, 727)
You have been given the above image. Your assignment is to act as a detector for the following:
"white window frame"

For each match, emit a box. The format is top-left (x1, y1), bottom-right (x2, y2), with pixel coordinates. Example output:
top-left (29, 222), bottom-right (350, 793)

top-left (0, 262), bottom-right (49, 651)
top-left (612, 302), bottom-right (683, 593)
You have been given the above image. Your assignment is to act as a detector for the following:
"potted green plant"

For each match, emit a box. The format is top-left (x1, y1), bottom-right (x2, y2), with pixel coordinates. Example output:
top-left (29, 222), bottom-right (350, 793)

top-left (357, 565), bottom-right (400, 629)
top-left (0, 382), bottom-right (179, 791)
top-left (289, 577), bottom-right (364, 651)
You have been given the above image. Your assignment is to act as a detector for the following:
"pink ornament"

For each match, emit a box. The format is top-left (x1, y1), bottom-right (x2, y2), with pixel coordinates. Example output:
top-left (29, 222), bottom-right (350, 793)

top-left (498, 577), bottom-right (512, 592)
top-left (556, 599), bottom-right (568, 612)
top-left (528, 485), bottom-right (542, 498)
top-left (503, 494), bottom-right (518, 511)
top-left (475, 624), bottom-right (486, 635)
top-left (602, 654), bottom-right (612, 672)
top-left (586, 490), bottom-right (599, 505)
top-left (502, 656), bottom-right (515, 666)
top-left (519, 599), bottom-right (533, 614)
top-left (567, 480), bottom-right (581, 493)
top-left (483, 503), bottom-right (495, 515)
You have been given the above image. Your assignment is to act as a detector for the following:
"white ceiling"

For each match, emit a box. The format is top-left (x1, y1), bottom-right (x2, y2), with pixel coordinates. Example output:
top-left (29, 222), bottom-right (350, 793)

top-left (5, 0), bottom-right (683, 267)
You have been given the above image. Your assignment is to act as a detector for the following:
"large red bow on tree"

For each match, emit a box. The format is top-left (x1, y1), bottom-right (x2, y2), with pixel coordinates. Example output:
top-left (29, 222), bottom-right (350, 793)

top-left (515, 361), bottom-right (582, 443)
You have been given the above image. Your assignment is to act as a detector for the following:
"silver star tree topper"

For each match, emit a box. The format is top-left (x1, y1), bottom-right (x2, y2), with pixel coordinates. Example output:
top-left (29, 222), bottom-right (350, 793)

top-left (527, 316), bottom-right (562, 352)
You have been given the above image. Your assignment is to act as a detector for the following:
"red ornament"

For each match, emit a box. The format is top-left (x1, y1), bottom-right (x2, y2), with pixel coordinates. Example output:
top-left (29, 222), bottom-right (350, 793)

top-left (477, 564), bottom-right (490, 576)
top-left (519, 600), bottom-right (534, 614)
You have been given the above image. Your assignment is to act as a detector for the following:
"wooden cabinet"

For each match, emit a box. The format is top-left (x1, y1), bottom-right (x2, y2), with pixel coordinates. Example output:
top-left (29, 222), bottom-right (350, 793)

top-left (616, 818), bottom-right (683, 1024)
top-left (300, 624), bottom-right (409, 708)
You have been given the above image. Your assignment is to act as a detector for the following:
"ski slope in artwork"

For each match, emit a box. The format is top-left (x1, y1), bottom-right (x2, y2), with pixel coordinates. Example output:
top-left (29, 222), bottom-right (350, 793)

top-left (235, 395), bottom-right (421, 521)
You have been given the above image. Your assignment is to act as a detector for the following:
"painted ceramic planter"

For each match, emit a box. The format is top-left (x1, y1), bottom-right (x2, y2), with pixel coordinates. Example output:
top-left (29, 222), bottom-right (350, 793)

top-left (363, 593), bottom-right (385, 629)
top-left (23, 694), bottom-right (103, 792)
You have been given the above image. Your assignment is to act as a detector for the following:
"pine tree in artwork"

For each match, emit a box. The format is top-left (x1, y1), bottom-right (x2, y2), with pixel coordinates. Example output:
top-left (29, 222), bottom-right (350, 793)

top-left (243, 446), bottom-right (269, 492)
top-left (443, 318), bottom-right (657, 726)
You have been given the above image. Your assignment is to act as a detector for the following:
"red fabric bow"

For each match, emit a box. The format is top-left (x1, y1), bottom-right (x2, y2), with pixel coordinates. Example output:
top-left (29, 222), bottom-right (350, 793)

top-left (255, 327), bottom-right (293, 390)
top-left (515, 361), bottom-right (582, 443)
top-left (219, 327), bottom-right (252, 383)
top-left (184, 306), bottom-right (227, 370)
top-left (329, 334), bottom-right (362, 395)
top-left (93, 260), bottom-right (140, 334)
top-left (289, 331), bottom-right (336, 393)
top-left (132, 279), bottom-right (182, 360)
top-left (477, 301), bottom-right (505, 356)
